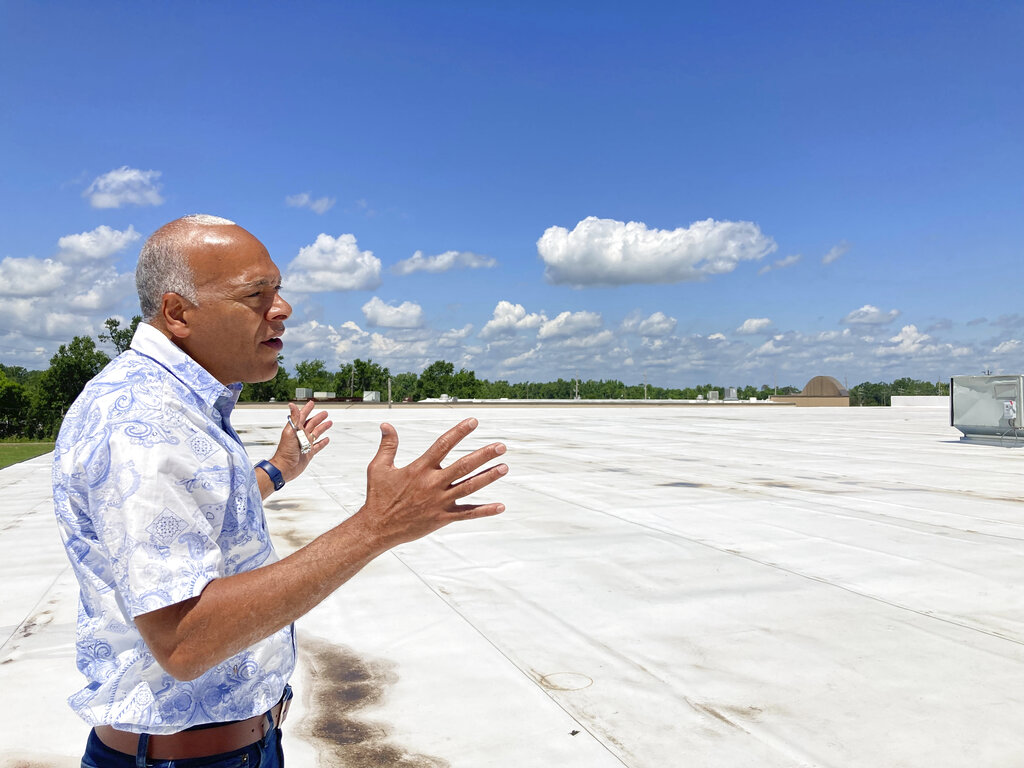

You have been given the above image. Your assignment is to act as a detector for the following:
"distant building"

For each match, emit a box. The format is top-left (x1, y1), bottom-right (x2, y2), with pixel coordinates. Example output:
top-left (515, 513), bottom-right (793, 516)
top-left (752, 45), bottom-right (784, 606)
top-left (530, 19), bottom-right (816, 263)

top-left (771, 375), bottom-right (850, 407)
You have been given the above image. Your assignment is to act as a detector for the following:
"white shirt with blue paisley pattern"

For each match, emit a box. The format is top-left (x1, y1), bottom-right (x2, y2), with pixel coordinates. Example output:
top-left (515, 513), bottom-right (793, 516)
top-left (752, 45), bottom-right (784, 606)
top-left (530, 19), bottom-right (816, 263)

top-left (52, 322), bottom-right (295, 734)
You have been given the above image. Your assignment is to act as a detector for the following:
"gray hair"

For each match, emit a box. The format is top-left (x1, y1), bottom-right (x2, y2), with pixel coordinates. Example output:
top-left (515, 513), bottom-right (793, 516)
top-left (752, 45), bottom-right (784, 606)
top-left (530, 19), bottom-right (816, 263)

top-left (135, 214), bottom-right (236, 321)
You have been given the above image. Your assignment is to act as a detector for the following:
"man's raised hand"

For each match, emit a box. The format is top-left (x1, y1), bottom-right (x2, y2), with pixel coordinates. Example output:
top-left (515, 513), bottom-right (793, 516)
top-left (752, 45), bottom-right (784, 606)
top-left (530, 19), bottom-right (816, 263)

top-left (356, 417), bottom-right (507, 549)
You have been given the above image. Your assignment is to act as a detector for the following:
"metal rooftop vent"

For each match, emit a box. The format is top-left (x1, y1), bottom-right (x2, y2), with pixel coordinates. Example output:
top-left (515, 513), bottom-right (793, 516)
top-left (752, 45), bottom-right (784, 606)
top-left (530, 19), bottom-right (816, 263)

top-left (950, 375), bottom-right (1024, 446)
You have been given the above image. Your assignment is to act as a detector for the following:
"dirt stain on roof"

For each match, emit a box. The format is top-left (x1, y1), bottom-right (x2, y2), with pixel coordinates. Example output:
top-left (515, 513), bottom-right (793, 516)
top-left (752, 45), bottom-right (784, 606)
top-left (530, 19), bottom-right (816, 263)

top-left (298, 636), bottom-right (449, 768)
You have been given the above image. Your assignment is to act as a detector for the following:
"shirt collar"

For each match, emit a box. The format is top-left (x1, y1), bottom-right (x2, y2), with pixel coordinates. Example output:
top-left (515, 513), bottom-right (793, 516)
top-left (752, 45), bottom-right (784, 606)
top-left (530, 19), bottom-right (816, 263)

top-left (130, 322), bottom-right (243, 415)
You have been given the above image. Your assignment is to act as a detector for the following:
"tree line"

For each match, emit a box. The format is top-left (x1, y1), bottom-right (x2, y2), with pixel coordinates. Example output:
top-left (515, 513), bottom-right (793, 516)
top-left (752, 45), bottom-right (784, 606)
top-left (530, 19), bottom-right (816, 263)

top-left (0, 316), bottom-right (950, 439)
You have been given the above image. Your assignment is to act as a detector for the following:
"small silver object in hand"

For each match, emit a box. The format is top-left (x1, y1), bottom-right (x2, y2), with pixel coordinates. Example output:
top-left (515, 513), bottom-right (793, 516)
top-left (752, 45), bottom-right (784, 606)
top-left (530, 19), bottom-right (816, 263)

top-left (288, 415), bottom-right (312, 454)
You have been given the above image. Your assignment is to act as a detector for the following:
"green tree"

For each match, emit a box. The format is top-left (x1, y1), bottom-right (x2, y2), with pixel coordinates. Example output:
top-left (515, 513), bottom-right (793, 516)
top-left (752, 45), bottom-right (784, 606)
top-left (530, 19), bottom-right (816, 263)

top-left (240, 356), bottom-right (294, 402)
top-left (450, 368), bottom-right (481, 399)
top-left (98, 315), bottom-right (142, 355)
top-left (294, 359), bottom-right (333, 394)
top-left (353, 358), bottom-right (390, 396)
top-left (415, 360), bottom-right (455, 400)
top-left (0, 364), bottom-right (32, 384)
top-left (30, 336), bottom-right (110, 437)
top-left (390, 372), bottom-right (419, 402)
top-left (850, 381), bottom-right (891, 406)
top-left (0, 372), bottom-right (29, 438)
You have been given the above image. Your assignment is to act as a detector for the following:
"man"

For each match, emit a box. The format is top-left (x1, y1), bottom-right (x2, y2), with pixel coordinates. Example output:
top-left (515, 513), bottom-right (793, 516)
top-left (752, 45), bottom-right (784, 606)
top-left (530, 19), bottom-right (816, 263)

top-left (52, 214), bottom-right (507, 767)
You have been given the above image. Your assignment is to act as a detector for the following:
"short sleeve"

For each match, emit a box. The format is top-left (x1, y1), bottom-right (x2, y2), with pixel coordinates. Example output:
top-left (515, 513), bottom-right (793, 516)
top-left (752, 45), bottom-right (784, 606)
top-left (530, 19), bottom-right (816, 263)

top-left (87, 408), bottom-right (231, 618)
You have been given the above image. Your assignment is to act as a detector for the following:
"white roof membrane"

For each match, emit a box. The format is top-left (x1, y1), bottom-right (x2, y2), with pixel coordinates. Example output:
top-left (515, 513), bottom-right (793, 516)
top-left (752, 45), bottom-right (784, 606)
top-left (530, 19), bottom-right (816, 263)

top-left (1, 404), bottom-right (1021, 767)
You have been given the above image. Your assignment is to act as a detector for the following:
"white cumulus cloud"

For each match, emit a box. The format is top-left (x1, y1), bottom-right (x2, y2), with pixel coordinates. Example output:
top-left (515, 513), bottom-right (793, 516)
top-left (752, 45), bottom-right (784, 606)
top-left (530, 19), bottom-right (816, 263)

top-left (992, 339), bottom-right (1022, 355)
top-left (556, 329), bottom-right (615, 349)
top-left (84, 166), bottom-right (164, 208)
top-left (392, 249), bottom-right (497, 275)
top-left (67, 271), bottom-right (137, 311)
top-left (537, 216), bottom-right (777, 286)
top-left (876, 325), bottom-right (930, 356)
top-left (479, 301), bottom-right (546, 340)
top-left (0, 257), bottom-right (70, 297)
top-left (58, 225), bottom-right (141, 262)
top-left (361, 296), bottom-right (425, 328)
top-left (538, 310), bottom-right (603, 340)
top-left (737, 317), bottom-right (773, 334)
top-left (841, 304), bottom-right (901, 326)
top-left (621, 311), bottom-right (677, 336)
top-left (286, 192), bottom-right (336, 215)
top-left (755, 339), bottom-right (789, 356)
top-left (286, 233), bottom-right (382, 292)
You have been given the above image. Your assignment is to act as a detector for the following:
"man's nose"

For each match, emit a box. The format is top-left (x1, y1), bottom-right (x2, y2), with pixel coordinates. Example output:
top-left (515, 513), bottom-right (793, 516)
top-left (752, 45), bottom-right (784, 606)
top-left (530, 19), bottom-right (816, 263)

top-left (268, 292), bottom-right (291, 321)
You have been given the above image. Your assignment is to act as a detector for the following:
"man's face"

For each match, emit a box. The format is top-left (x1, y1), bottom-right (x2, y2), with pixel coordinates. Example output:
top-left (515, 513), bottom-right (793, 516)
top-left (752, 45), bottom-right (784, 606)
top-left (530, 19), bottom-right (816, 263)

top-left (178, 225), bottom-right (292, 385)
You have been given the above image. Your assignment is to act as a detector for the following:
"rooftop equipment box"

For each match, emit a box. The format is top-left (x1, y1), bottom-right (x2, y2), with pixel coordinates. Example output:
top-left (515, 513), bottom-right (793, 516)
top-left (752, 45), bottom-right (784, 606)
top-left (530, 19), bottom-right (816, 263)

top-left (950, 375), bottom-right (1024, 439)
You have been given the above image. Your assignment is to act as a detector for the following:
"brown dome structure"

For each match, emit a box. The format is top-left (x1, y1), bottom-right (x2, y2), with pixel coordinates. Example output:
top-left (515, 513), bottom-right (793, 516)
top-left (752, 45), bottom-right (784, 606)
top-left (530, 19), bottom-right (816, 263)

top-left (801, 375), bottom-right (850, 397)
top-left (770, 375), bottom-right (851, 407)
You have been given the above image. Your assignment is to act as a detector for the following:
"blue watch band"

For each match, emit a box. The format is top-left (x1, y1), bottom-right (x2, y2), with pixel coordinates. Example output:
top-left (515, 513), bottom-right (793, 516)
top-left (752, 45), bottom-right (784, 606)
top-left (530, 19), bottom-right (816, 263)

top-left (256, 460), bottom-right (285, 491)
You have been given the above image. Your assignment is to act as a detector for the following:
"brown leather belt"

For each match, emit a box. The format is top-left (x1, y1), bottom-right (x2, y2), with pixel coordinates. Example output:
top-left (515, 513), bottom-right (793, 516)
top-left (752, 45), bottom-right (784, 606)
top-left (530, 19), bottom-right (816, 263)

top-left (94, 694), bottom-right (291, 760)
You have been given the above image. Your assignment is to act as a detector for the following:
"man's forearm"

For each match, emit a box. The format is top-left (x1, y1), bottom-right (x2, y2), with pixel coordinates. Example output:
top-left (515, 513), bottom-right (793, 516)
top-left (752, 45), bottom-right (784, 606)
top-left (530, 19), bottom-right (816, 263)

top-left (136, 513), bottom-right (384, 681)
top-left (137, 418), bottom-right (506, 681)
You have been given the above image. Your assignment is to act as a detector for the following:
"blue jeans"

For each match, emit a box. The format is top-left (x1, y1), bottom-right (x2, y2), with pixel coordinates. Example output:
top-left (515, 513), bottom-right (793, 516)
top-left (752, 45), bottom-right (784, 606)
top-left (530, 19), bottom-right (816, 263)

top-left (81, 716), bottom-right (285, 768)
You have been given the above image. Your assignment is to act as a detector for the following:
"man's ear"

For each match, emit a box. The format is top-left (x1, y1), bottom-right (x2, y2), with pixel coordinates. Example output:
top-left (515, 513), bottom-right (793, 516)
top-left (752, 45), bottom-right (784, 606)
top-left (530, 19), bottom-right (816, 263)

top-left (161, 292), bottom-right (193, 339)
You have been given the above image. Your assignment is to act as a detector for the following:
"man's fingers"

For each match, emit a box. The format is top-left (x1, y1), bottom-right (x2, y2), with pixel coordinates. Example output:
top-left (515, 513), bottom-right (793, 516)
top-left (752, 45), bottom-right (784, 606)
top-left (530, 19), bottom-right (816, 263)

top-left (443, 442), bottom-right (506, 484)
top-left (305, 411), bottom-right (331, 439)
top-left (448, 502), bottom-right (506, 519)
top-left (419, 418), bottom-right (479, 467)
top-left (287, 401), bottom-right (302, 430)
top-left (448, 462), bottom-right (508, 499)
top-left (371, 422), bottom-right (399, 469)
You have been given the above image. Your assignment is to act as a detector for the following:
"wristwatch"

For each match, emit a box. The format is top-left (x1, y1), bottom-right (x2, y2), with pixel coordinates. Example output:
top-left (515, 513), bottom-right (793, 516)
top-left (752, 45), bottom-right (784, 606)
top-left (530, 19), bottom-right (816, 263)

top-left (256, 460), bottom-right (285, 491)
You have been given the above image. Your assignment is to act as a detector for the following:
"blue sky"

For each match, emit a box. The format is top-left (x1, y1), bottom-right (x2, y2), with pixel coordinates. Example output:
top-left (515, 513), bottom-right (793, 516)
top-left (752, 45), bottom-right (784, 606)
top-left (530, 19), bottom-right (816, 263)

top-left (2, 1), bottom-right (1022, 387)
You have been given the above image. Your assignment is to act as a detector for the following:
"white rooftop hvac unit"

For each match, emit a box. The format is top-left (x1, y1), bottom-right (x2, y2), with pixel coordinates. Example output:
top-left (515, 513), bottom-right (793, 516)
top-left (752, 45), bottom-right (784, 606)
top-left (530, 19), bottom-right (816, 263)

top-left (950, 375), bottom-right (1024, 446)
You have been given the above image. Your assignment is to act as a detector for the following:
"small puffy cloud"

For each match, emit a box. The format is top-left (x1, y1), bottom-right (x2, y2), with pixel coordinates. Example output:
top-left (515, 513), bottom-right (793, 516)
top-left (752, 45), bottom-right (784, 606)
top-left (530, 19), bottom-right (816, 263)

top-left (58, 225), bottom-right (141, 262)
top-left (84, 166), bottom-right (164, 208)
top-left (500, 345), bottom-right (541, 370)
top-left (992, 339), bottom-right (1022, 355)
top-left (708, 332), bottom-right (727, 341)
top-left (822, 241), bottom-right (851, 264)
top-left (737, 317), bottom-right (773, 334)
top-left (759, 253), bottom-right (801, 275)
top-left (556, 329), bottom-right (615, 349)
top-left (286, 192), bottom-right (336, 215)
top-left (841, 304), bottom-right (901, 326)
top-left (621, 310), bottom-right (677, 336)
top-left (755, 338), bottom-right (789, 356)
top-left (538, 310), bottom-right (603, 340)
top-left (876, 324), bottom-right (930, 356)
top-left (438, 324), bottom-right (474, 348)
top-left (0, 257), bottom-right (70, 297)
top-left (286, 233), bottom-right (382, 292)
top-left (67, 271), bottom-right (137, 311)
top-left (537, 216), bottom-right (777, 286)
top-left (361, 296), bottom-right (425, 328)
top-left (392, 249), bottom-right (497, 275)
top-left (479, 301), bottom-right (546, 340)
